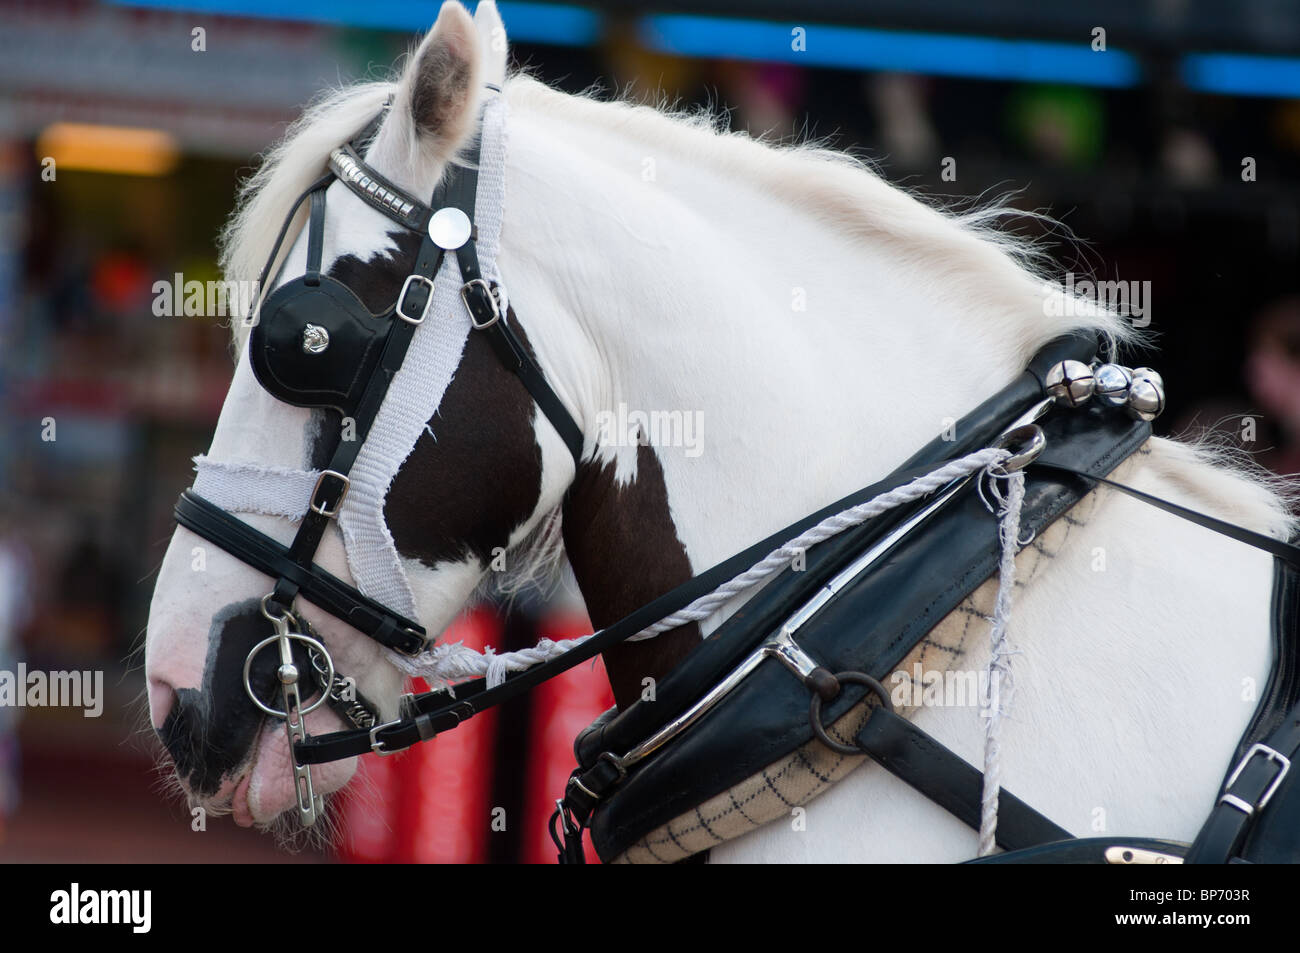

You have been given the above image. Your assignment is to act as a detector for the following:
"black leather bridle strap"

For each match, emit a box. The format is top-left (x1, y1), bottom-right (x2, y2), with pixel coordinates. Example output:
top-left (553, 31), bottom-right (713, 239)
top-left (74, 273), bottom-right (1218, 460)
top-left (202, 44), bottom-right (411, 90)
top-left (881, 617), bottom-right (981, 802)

top-left (264, 172), bottom-right (451, 622)
top-left (304, 188), bottom-right (326, 286)
top-left (249, 172), bottom-right (335, 320)
top-left (468, 283), bottom-right (586, 468)
top-left (1184, 696), bottom-right (1300, 863)
top-left (330, 143), bottom-right (432, 234)
top-left (175, 490), bottom-right (425, 653)
top-left (194, 122), bottom-right (461, 657)
top-left (443, 134), bottom-right (585, 467)
top-left (1029, 461), bottom-right (1300, 566)
top-left (855, 707), bottom-right (1073, 851)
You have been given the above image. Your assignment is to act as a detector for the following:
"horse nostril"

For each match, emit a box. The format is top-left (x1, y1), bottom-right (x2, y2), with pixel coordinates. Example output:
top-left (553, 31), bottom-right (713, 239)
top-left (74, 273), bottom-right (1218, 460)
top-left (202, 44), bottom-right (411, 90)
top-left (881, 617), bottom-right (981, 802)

top-left (147, 678), bottom-right (177, 732)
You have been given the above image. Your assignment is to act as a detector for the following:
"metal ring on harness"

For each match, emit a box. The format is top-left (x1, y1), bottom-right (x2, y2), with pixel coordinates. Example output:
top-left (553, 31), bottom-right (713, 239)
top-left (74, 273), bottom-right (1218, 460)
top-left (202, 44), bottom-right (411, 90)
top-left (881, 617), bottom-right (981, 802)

top-left (243, 624), bottom-right (335, 719)
top-left (990, 423), bottom-right (1046, 475)
top-left (808, 670), bottom-right (894, 755)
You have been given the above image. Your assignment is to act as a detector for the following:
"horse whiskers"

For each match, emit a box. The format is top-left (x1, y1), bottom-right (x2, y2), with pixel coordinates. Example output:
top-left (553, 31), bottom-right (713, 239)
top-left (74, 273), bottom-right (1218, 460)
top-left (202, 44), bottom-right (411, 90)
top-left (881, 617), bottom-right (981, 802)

top-left (266, 794), bottom-right (342, 853)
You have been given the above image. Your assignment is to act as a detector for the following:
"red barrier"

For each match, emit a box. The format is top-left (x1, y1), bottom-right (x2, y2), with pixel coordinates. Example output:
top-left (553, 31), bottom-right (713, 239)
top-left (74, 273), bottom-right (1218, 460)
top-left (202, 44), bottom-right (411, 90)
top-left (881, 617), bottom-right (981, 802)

top-left (338, 607), bottom-right (614, 864)
top-left (338, 608), bottom-right (501, 863)
top-left (520, 613), bottom-right (612, 864)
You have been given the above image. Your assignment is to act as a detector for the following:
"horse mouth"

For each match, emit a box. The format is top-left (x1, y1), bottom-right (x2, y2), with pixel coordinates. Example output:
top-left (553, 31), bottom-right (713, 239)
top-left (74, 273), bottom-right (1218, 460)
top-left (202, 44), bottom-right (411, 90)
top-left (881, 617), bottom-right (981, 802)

top-left (223, 708), bottom-right (358, 830)
top-left (232, 758), bottom-right (256, 827)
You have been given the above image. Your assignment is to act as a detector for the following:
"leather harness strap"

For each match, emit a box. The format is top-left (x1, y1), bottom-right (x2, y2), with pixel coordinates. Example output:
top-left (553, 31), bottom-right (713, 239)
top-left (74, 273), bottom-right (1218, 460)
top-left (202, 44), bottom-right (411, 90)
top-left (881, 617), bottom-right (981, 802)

top-left (176, 491), bottom-right (424, 653)
top-left (1031, 462), bottom-right (1300, 566)
top-left (1185, 701), bottom-right (1299, 863)
top-left (449, 146), bottom-right (585, 465)
top-left (854, 707), bottom-right (1073, 851)
top-left (851, 467), bottom-right (1300, 861)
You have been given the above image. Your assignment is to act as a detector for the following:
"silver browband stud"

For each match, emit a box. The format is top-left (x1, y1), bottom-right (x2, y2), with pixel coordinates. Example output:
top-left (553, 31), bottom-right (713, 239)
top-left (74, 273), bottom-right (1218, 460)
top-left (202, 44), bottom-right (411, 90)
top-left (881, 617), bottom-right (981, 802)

top-left (330, 148), bottom-right (422, 226)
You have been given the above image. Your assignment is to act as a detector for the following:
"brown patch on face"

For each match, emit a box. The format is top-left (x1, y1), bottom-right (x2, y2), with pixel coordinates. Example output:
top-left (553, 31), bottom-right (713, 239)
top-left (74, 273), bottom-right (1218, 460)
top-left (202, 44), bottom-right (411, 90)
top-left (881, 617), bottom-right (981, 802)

top-left (384, 310), bottom-right (544, 569)
top-left (563, 445), bottom-right (702, 710)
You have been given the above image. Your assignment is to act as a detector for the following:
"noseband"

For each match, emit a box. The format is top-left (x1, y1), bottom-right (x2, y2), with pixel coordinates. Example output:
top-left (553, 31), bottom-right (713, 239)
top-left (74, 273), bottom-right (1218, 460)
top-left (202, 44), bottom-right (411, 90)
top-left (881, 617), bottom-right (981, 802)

top-left (174, 91), bottom-right (583, 825)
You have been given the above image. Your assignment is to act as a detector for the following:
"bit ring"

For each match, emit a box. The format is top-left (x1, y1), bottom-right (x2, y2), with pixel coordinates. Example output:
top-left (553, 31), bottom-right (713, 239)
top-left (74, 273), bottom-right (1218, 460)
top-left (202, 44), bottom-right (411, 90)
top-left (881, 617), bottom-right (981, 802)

top-left (243, 630), bottom-right (335, 719)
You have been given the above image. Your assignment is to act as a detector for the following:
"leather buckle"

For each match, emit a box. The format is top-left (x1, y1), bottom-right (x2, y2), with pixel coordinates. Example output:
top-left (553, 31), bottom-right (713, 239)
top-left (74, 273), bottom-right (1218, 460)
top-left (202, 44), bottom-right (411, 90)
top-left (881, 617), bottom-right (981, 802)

top-left (369, 719), bottom-right (403, 756)
top-left (460, 278), bottom-right (501, 330)
top-left (310, 469), bottom-right (350, 518)
top-left (393, 626), bottom-right (427, 657)
top-left (397, 273), bottom-right (435, 324)
top-left (567, 773), bottom-right (602, 803)
top-left (1220, 743), bottom-right (1291, 815)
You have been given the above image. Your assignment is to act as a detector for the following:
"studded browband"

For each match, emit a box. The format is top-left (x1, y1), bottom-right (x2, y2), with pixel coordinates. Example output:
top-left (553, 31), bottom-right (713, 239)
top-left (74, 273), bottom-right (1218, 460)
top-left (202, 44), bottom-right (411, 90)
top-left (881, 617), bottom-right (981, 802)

top-left (329, 146), bottom-right (429, 234)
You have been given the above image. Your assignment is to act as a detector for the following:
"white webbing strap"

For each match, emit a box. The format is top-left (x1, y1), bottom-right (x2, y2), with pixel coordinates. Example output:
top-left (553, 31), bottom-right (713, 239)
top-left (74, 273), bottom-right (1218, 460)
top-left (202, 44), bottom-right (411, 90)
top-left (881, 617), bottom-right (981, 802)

top-left (192, 456), bottom-right (318, 519)
top-left (193, 91), bottom-right (511, 624)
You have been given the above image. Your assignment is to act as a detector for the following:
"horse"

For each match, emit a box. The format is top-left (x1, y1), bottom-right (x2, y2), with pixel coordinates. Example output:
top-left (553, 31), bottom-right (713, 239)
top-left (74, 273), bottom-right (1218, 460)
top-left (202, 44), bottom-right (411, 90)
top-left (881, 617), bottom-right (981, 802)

top-left (144, 1), bottom-right (1295, 862)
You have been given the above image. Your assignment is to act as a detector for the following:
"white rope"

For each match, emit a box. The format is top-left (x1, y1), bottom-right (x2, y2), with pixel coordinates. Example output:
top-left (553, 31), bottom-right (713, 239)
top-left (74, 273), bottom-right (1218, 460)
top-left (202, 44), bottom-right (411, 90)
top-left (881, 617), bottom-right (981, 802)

top-left (385, 446), bottom-right (1012, 689)
top-left (632, 447), bottom-right (1010, 640)
top-left (977, 466), bottom-right (1027, 856)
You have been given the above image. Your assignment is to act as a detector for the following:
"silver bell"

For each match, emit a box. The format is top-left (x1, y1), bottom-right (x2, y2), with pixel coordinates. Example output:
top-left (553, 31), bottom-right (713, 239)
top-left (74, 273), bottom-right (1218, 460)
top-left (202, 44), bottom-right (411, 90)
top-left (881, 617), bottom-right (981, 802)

top-left (1126, 376), bottom-right (1166, 421)
top-left (302, 324), bottom-right (330, 355)
top-left (1131, 366), bottom-right (1164, 390)
top-left (1093, 363), bottom-right (1132, 406)
top-left (1044, 359), bottom-right (1095, 408)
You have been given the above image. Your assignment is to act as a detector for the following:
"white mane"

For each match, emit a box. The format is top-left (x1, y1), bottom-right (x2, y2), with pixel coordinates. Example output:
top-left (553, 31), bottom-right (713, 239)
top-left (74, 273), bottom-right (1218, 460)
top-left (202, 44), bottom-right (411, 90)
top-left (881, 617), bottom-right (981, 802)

top-left (502, 73), bottom-right (1135, 361)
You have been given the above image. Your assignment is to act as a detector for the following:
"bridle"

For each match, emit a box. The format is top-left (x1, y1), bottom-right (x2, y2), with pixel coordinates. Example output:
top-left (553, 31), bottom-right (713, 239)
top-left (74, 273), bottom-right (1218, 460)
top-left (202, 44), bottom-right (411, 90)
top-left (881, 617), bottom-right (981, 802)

top-left (175, 89), bottom-right (583, 825)
top-left (170, 88), bottom-right (1300, 863)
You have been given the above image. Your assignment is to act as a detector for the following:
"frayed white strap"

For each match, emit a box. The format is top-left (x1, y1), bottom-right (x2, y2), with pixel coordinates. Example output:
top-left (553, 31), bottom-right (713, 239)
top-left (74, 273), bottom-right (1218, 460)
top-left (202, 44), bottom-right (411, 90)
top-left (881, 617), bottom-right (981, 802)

top-left (192, 455), bottom-right (317, 519)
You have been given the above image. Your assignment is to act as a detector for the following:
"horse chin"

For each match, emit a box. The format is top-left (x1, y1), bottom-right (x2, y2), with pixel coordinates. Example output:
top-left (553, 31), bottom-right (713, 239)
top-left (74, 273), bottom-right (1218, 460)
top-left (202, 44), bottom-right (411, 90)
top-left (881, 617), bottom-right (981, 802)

top-left (237, 705), bottom-right (358, 829)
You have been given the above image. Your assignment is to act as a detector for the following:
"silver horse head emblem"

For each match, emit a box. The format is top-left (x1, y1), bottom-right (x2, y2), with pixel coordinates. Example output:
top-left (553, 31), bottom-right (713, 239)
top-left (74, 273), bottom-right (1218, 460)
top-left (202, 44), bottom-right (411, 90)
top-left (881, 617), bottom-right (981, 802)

top-left (301, 324), bottom-right (330, 355)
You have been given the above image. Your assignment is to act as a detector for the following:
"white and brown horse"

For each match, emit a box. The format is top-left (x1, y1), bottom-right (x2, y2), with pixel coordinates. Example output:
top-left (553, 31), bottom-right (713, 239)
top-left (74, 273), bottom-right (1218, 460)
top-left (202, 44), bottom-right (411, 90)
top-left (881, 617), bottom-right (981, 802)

top-left (145, 1), bottom-right (1293, 861)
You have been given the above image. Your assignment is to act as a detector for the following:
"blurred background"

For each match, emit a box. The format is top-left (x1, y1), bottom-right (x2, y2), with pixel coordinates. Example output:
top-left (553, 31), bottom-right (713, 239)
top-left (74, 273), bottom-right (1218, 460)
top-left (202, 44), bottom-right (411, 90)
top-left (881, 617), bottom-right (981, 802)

top-left (0, 0), bottom-right (1298, 863)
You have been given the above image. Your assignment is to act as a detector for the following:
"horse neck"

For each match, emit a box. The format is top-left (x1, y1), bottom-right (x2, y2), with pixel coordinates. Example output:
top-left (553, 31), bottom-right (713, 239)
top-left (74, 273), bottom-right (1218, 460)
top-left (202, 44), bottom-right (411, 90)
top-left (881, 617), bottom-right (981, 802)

top-left (501, 95), bottom-right (1076, 707)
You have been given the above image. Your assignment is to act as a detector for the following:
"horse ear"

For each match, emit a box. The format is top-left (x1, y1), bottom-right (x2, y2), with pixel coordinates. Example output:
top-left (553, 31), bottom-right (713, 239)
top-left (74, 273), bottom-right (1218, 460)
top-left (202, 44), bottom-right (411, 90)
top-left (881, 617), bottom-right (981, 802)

top-left (399, 2), bottom-right (483, 154)
top-left (474, 0), bottom-right (508, 89)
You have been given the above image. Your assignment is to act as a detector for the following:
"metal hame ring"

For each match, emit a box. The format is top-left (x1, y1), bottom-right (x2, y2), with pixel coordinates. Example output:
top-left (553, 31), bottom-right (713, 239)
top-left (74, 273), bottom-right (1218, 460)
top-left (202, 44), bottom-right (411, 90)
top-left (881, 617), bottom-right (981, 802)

top-left (809, 670), bottom-right (894, 755)
top-left (242, 630), bottom-right (335, 719)
top-left (991, 423), bottom-right (1047, 475)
